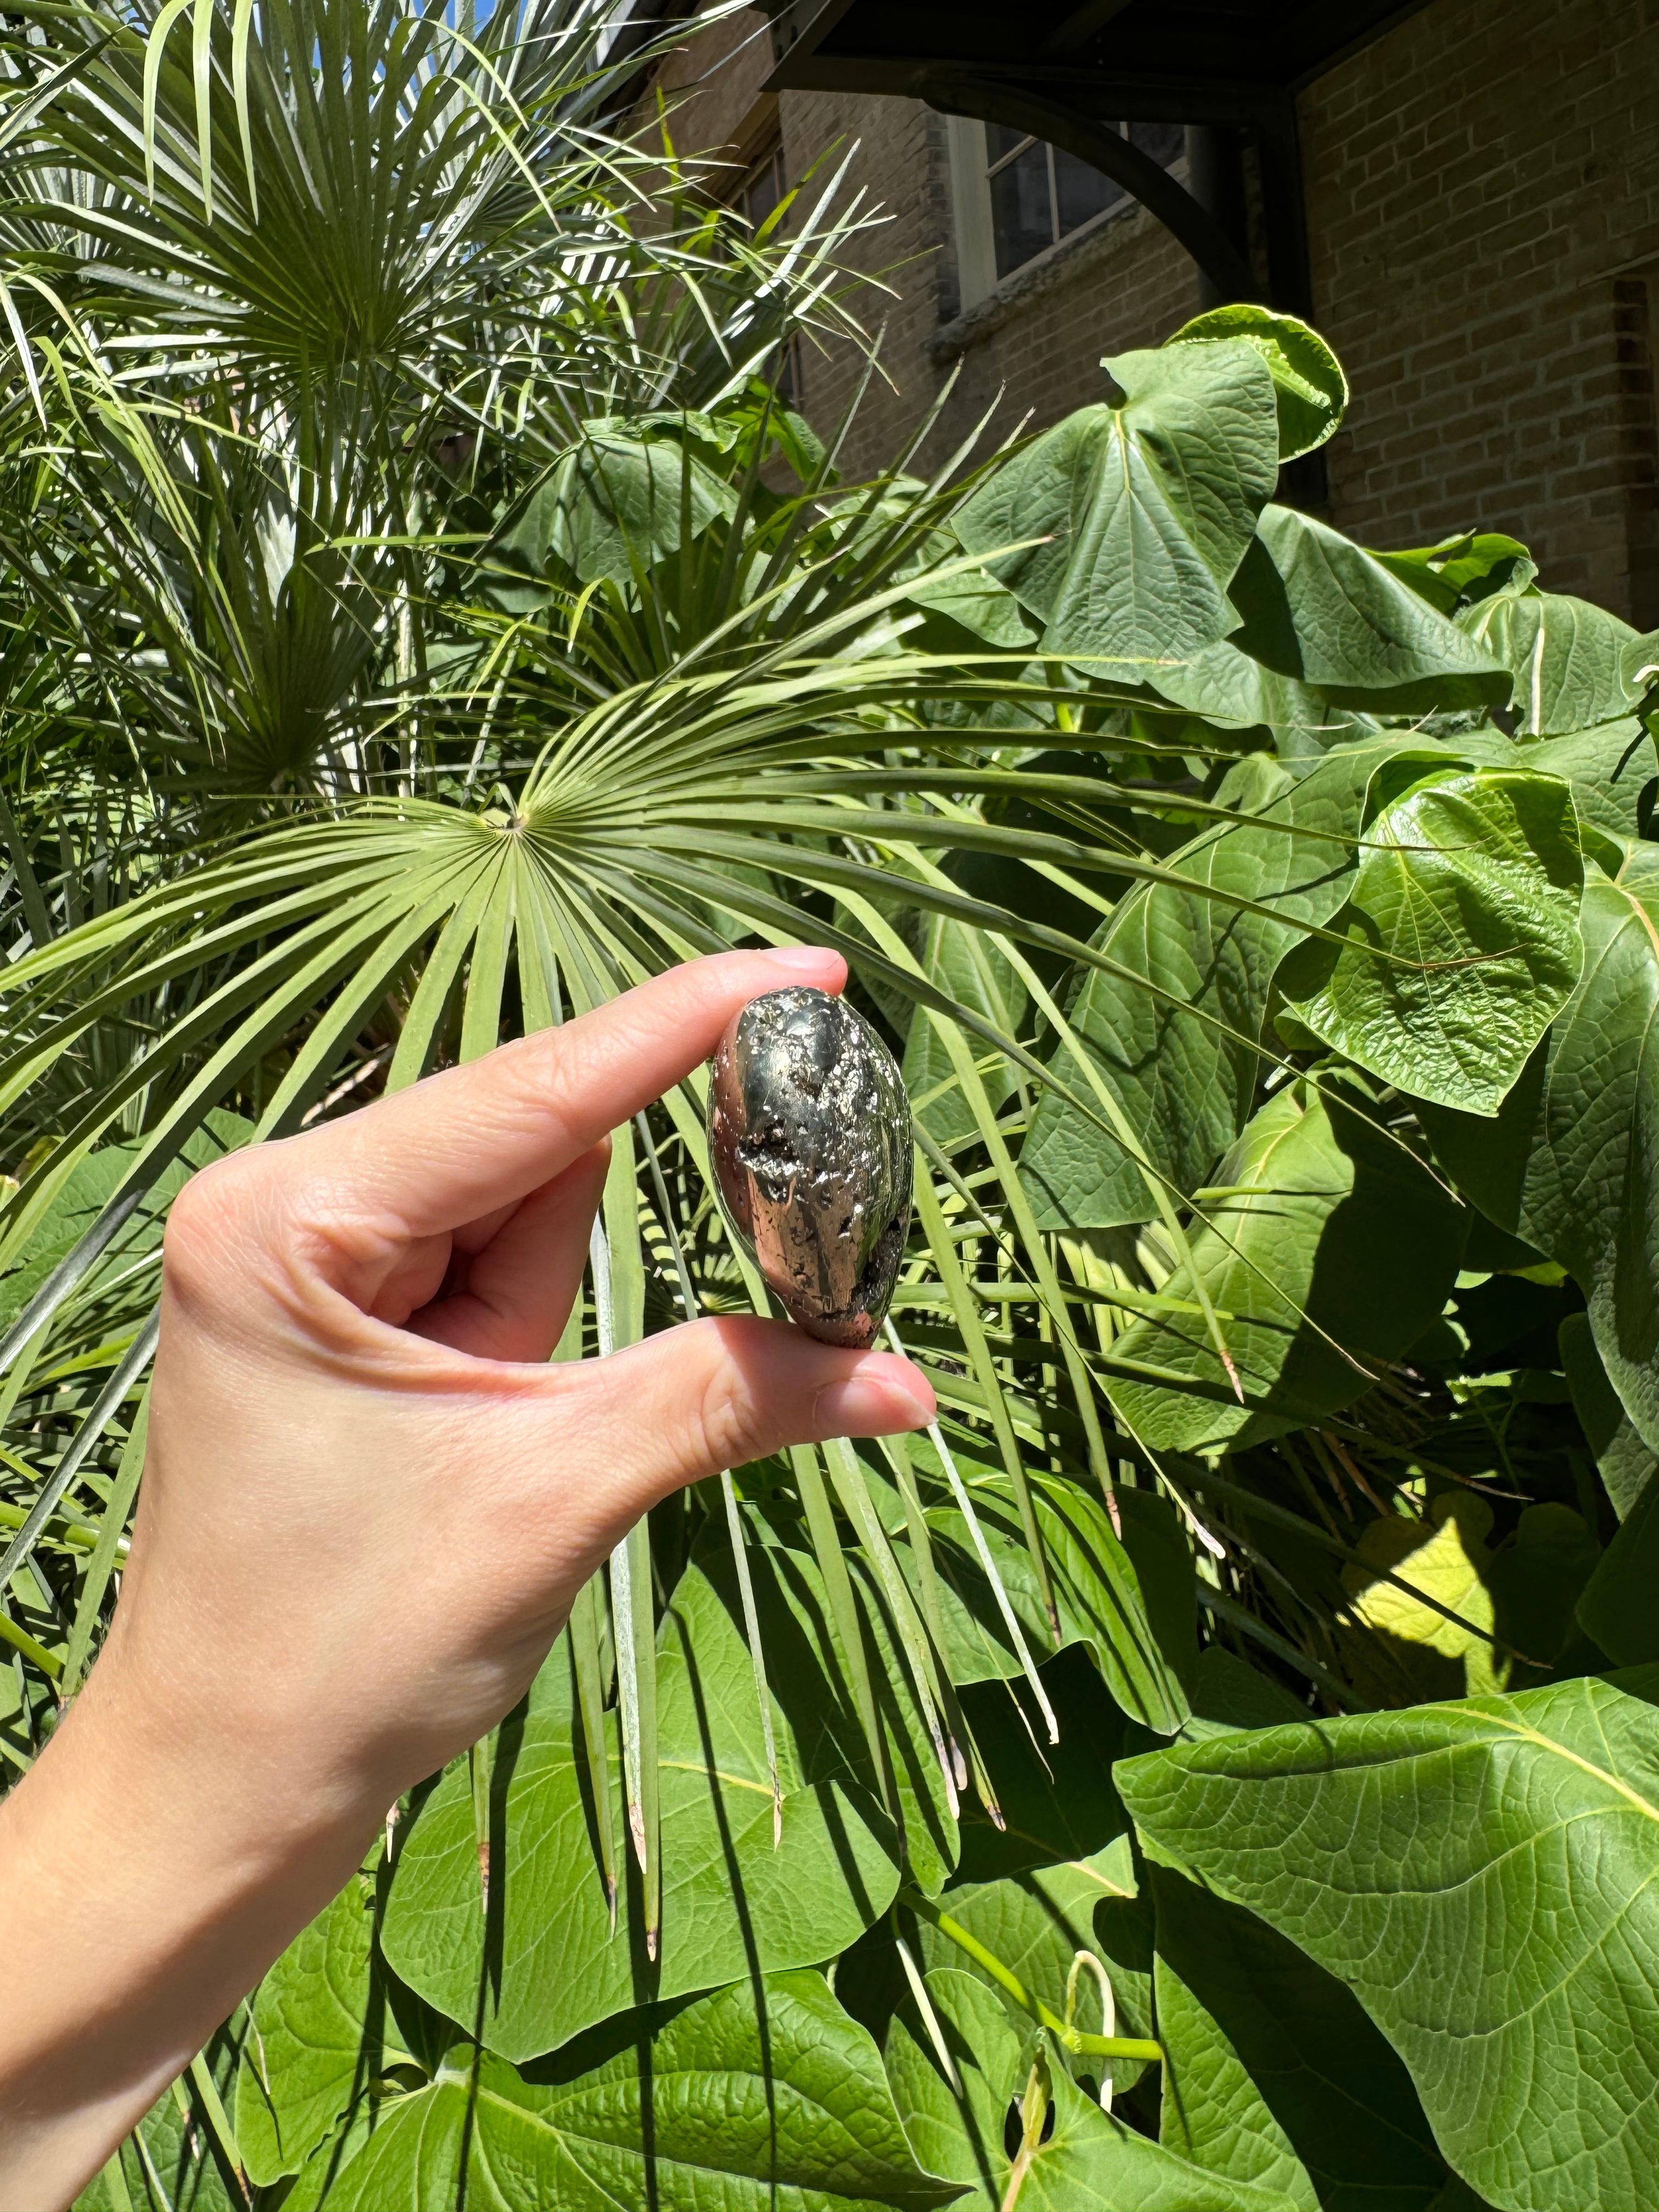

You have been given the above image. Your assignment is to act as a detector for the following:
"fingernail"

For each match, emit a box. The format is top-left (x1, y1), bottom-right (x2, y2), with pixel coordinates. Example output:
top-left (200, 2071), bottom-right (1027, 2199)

top-left (764, 944), bottom-right (839, 973)
top-left (815, 1367), bottom-right (935, 1436)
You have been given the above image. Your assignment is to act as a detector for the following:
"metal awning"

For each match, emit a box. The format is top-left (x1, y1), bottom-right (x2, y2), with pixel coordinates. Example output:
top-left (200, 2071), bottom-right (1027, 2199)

top-left (764, 0), bottom-right (1440, 310)
top-left (765, 0), bottom-right (1435, 111)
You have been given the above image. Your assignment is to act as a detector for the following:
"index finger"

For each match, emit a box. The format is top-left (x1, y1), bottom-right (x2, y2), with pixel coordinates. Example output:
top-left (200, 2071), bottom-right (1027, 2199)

top-left (273, 946), bottom-right (846, 1246)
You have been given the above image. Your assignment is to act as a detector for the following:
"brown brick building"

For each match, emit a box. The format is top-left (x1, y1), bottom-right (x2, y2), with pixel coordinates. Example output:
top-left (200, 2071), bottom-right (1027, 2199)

top-left (639, 0), bottom-right (1659, 624)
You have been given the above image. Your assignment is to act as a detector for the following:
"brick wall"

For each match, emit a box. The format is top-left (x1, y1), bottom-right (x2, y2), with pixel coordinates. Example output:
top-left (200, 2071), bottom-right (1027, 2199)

top-left (777, 81), bottom-right (1200, 479)
top-left (1302, 0), bottom-right (1659, 622)
top-left (637, 0), bottom-right (1659, 620)
top-left (635, 12), bottom-right (1199, 482)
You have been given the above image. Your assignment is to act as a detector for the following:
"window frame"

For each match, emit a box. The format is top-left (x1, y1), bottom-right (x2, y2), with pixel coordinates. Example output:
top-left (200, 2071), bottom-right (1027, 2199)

top-left (946, 114), bottom-right (1186, 313)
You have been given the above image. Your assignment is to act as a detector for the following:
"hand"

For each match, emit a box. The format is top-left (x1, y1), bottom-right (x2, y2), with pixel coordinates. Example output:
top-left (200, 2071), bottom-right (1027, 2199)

top-left (0, 947), bottom-right (934, 2209)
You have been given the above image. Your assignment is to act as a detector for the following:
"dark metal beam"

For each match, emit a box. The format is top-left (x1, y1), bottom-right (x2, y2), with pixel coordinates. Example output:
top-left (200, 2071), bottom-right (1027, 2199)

top-left (1036, 0), bottom-right (1136, 61)
top-left (916, 71), bottom-right (1260, 304)
top-left (1185, 123), bottom-right (1252, 312)
top-left (765, 48), bottom-right (1289, 126)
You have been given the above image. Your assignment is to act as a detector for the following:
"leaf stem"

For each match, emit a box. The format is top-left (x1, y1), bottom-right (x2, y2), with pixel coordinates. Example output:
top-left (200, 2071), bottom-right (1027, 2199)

top-left (898, 1888), bottom-right (1162, 2063)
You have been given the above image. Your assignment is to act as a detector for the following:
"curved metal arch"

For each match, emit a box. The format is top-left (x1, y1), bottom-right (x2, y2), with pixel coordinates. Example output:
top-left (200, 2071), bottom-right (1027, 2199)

top-left (915, 70), bottom-right (1260, 306)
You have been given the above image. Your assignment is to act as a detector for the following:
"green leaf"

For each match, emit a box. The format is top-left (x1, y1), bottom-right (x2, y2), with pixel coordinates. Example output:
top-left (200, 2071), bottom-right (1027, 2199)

top-left (317, 1971), bottom-right (957, 2210)
top-left (913, 1457), bottom-right (1191, 1734)
top-left (1521, 721), bottom-right (1656, 847)
top-left (1420, 850), bottom-right (1659, 1453)
top-left (915, 1838), bottom-right (1155, 2081)
top-left (380, 1556), bottom-right (928, 2063)
top-left (74, 2016), bottom-right (247, 2212)
top-left (1459, 590), bottom-right (1644, 735)
top-left (482, 428), bottom-right (738, 602)
top-left (1118, 1669), bottom-right (1659, 2212)
top-left (1577, 1469), bottom-right (1659, 1664)
top-left (1167, 307), bottom-right (1348, 462)
top-left (1338, 1495), bottom-right (1503, 1706)
top-left (884, 1967), bottom-right (1025, 2211)
top-left (1106, 1081), bottom-right (1464, 1453)
top-left (950, 1651), bottom-right (1131, 1882)
top-left (902, 916), bottom-right (1029, 1144)
top-left (234, 1867), bottom-right (414, 2185)
top-left (1223, 508), bottom-right (1510, 715)
top-left (1486, 1502), bottom-right (1600, 1681)
top-left (1281, 770), bottom-right (1584, 1113)
top-left (1021, 738), bottom-right (1436, 1231)
top-left (0, 1113), bottom-right (250, 1326)
top-left (1151, 1865), bottom-right (1450, 2212)
top-left (1189, 1646), bottom-right (1310, 1731)
top-left (1367, 532), bottom-right (1536, 617)
top-left (885, 1965), bottom-right (1300, 2212)
top-left (1140, 633), bottom-right (1342, 739)
top-left (954, 342), bottom-right (1279, 664)
top-left (1558, 1313), bottom-right (1657, 1519)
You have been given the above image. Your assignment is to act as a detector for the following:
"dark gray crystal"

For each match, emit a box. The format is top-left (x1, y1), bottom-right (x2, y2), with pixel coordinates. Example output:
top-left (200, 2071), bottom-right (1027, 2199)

top-left (707, 986), bottom-right (912, 1348)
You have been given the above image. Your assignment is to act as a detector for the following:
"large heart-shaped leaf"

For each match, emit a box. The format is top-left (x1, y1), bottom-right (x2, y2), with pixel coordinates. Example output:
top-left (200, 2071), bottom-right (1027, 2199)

top-left (953, 340), bottom-right (1279, 664)
top-left (315, 1971), bottom-right (957, 2211)
top-left (1420, 848), bottom-right (1659, 1451)
top-left (1282, 770), bottom-right (1584, 1113)
top-left (1223, 507), bottom-right (1509, 715)
top-left (1021, 740), bottom-right (1441, 1231)
top-left (1459, 590), bottom-right (1643, 735)
top-left (1118, 1669), bottom-right (1659, 2212)
top-left (1167, 307), bottom-right (1348, 462)
top-left (1152, 1865), bottom-right (1451, 2212)
top-left (1105, 1081), bottom-right (1464, 1453)
top-left (380, 1557), bottom-right (921, 2062)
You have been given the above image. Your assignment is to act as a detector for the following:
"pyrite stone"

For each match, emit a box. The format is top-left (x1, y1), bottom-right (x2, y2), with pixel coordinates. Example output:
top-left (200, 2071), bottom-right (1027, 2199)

top-left (707, 985), bottom-right (913, 1347)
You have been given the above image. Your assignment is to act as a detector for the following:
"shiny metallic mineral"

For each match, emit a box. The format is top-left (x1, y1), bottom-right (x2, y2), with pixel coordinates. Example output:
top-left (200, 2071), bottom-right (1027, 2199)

top-left (707, 985), bottom-right (913, 1347)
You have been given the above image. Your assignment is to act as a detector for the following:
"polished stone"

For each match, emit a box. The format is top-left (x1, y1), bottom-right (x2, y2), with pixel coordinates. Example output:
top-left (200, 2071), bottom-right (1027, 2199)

top-left (707, 985), bottom-right (912, 1347)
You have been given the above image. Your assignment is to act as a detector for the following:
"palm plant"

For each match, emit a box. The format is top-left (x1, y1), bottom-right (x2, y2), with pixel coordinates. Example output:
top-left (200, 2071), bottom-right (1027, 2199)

top-left (4, 6), bottom-right (1659, 2210)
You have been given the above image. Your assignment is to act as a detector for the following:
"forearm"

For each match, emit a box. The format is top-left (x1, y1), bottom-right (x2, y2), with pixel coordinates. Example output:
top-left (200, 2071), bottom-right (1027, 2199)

top-left (0, 1645), bottom-right (384, 2212)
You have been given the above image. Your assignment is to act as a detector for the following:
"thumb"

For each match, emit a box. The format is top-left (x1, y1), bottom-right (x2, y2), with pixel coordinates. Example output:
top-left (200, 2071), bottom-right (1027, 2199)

top-left (554, 1315), bottom-right (935, 1528)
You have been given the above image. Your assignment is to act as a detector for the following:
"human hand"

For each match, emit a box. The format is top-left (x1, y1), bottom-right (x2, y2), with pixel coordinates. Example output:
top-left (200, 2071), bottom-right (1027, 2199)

top-left (0, 946), bottom-right (934, 2208)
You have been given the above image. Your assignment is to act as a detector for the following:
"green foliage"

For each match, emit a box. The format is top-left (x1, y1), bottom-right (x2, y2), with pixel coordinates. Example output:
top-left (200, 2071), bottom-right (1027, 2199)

top-left (953, 340), bottom-right (1279, 663)
top-left (7, 7), bottom-right (1659, 2208)
top-left (1280, 770), bottom-right (1584, 1111)
top-left (1165, 306), bottom-right (1349, 464)
top-left (1119, 1672), bottom-right (1659, 2212)
top-left (1421, 849), bottom-right (1659, 1451)
top-left (1106, 1080), bottom-right (1464, 1451)
top-left (314, 1972), bottom-right (955, 2212)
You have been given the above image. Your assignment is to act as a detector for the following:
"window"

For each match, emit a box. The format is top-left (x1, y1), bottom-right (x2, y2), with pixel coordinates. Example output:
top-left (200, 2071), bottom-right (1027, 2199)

top-left (736, 136), bottom-right (788, 238)
top-left (948, 117), bottom-right (1186, 311)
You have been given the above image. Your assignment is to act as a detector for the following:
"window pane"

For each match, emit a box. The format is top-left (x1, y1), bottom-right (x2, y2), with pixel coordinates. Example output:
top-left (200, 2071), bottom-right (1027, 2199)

top-left (1053, 146), bottom-right (1124, 236)
top-left (987, 123), bottom-right (1032, 169)
top-left (741, 144), bottom-right (786, 232)
top-left (989, 139), bottom-right (1054, 275)
top-left (1129, 119), bottom-right (1185, 168)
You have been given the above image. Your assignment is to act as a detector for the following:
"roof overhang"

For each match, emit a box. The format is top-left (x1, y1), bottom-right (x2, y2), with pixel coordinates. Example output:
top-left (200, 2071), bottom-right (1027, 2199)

top-left (764, 0), bottom-right (1441, 119)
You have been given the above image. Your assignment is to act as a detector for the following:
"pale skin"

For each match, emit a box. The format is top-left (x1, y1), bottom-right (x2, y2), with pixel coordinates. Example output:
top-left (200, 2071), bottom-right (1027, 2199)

top-left (0, 947), bottom-right (935, 2211)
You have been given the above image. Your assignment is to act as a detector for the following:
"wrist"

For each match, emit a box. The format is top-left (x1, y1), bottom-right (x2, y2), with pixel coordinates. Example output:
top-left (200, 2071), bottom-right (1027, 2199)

top-left (0, 1645), bottom-right (385, 2209)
